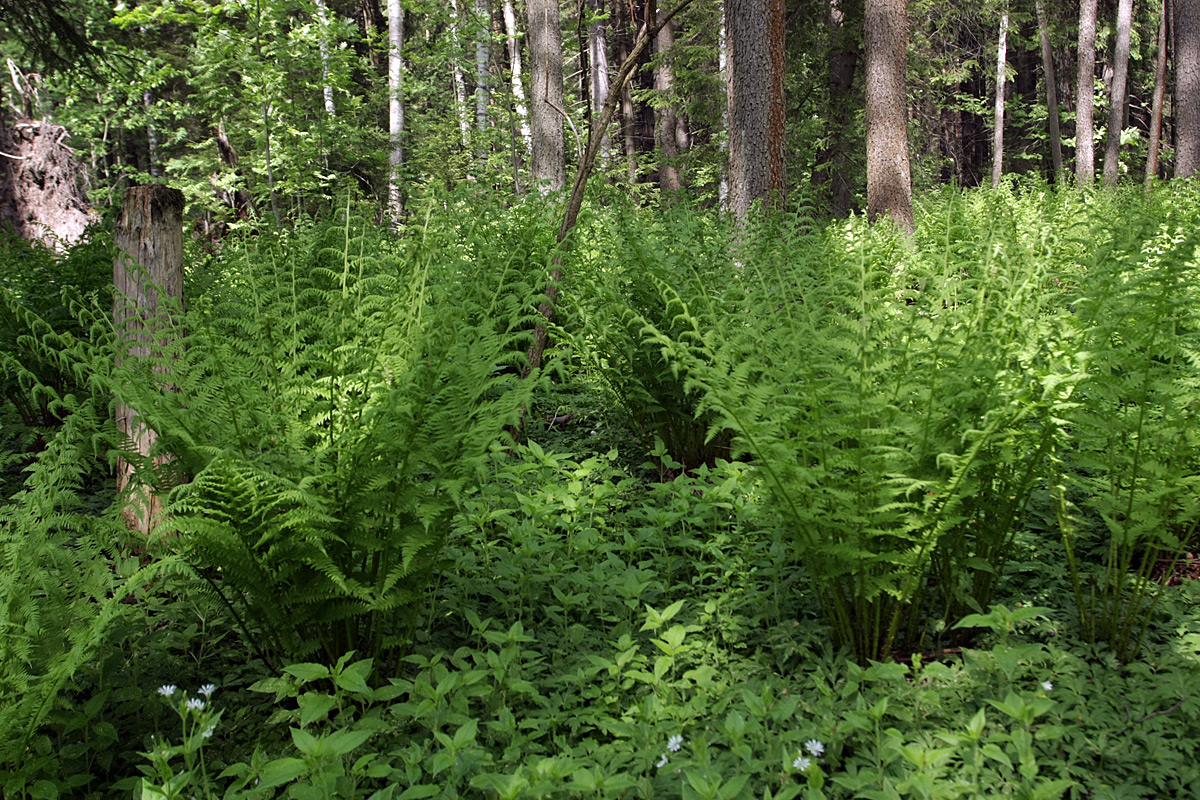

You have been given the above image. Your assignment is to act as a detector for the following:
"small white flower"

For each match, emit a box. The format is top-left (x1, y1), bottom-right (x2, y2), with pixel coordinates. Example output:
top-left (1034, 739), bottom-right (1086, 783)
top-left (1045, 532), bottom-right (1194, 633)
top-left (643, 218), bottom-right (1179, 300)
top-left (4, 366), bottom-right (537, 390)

top-left (198, 683), bottom-right (217, 697)
top-left (667, 734), bottom-right (684, 753)
top-left (804, 738), bottom-right (825, 757)
top-left (1041, 680), bottom-right (1054, 692)
top-left (202, 725), bottom-right (216, 739)
top-left (186, 698), bottom-right (205, 711)
top-left (158, 685), bottom-right (177, 698)
top-left (656, 753), bottom-right (669, 768)
top-left (793, 754), bottom-right (812, 772)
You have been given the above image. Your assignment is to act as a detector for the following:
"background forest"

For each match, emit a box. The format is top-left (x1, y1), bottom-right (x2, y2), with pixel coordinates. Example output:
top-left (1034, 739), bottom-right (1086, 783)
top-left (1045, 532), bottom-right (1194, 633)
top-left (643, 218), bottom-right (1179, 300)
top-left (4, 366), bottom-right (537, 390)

top-left (2, 1), bottom-right (1200, 799)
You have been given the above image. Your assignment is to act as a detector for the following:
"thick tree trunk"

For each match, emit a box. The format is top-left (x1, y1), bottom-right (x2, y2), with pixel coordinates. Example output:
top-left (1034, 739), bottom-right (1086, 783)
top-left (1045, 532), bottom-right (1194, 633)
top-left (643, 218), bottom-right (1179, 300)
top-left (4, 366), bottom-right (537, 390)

top-left (726, 0), bottom-right (787, 219)
top-left (655, 12), bottom-right (682, 195)
top-left (527, 0), bottom-right (566, 192)
top-left (1147, 0), bottom-right (1169, 183)
top-left (812, 0), bottom-right (860, 217)
top-left (114, 185), bottom-right (185, 537)
top-left (388, 0), bottom-right (405, 225)
top-left (1104, 0), bottom-right (1135, 184)
top-left (1076, 0), bottom-right (1098, 185)
top-left (315, 0), bottom-right (337, 116)
top-left (1176, 0), bottom-right (1200, 177)
top-left (504, 0), bottom-right (532, 157)
top-left (1035, 0), bottom-right (1064, 183)
top-left (864, 0), bottom-right (913, 232)
top-left (991, 7), bottom-right (1009, 188)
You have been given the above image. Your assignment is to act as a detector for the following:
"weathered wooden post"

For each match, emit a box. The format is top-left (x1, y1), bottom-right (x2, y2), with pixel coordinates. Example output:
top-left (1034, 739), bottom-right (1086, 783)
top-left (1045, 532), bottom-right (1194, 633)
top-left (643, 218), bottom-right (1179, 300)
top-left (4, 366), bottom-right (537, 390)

top-left (113, 185), bottom-right (184, 536)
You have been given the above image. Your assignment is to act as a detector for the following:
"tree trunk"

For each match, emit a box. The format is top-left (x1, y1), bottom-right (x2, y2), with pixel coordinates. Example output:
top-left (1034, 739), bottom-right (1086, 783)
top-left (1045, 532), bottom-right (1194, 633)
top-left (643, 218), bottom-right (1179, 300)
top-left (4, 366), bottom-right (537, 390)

top-left (504, 0), bottom-right (532, 157)
top-left (1147, 0), bottom-right (1169, 183)
top-left (475, 0), bottom-right (491, 139)
top-left (616, 0), bottom-right (639, 184)
top-left (214, 118), bottom-right (257, 220)
top-left (523, 0), bottom-right (694, 377)
top-left (315, 0), bottom-right (337, 116)
top-left (1076, 0), bottom-right (1098, 185)
top-left (527, 0), bottom-right (566, 192)
top-left (718, 3), bottom-right (729, 207)
top-left (1104, 0), bottom-right (1134, 184)
top-left (1035, 0), bottom-right (1064, 183)
top-left (1176, 0), bottom-right (1200, 177)
top-left (864, 0), bottom-right (913, 232)
top-left (654, 8), bottom-right (682, 195)
top-left (812, 0), bottom-right (860, 217)
top-left (589, 0), bottom-right (612, 163)
top-left (726, 0), bottom-right (787, 219)
top-left (388, 0), bottom-right (404, 225)
top-left (114, 185), bottom-right (185, 537)
top-left (450, 0), bottom-right (472, 149)
top-left (991, 7), bottom-right (1009, 188)
top-left (143, 89), bottom-right (161, 178)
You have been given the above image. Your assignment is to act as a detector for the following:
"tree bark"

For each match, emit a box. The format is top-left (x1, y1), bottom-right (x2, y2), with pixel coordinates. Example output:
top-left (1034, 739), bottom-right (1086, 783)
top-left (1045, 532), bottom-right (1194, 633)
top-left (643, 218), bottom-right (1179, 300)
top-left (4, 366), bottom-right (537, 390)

top-left (215, 118), bottom-right (257, 220)
top-left (1076, 0), bottom-right (1098, 185)
top-left (726, 0), bottom-right (787, 220)
top-left (527, 0), bottom-right (566, 192)
top-left (1147, 0), bottom-right (1169, 184)
top-left (654, 8), bottom-right (682, 195)
top-left (388, 0), bottom-right (405, 225)
top-left (315, 0), bottom-right (337, 116)
top-left (616, 0), bottom-right (640, 184)
top-left (864, 0), bottom-right (913, 233)
top-left (114, 185), bottom-right (185, 537)
top-left (504, 0), bottom-right (532, 157)
top-left (1035, 0), bottom-right (1064, 183)
top-left (991, 7), bottom-right (1009, 188)
top-left (812, 0), bottom-right (860, 217)
top-left (450, 0), bottom-right (472, 149)
top-left (1104, 0), bottom-right (1135, 184)
top-left (718, 2), bottom-right (729, 208)
top-left (1176, 0), bottom-right (1200, 177)
top-left (475, 0), bottom-right (491, 138)
top-left (523, 0), bottom-right (694, 376)
top-left (588, 0), bottom-right (612, 163)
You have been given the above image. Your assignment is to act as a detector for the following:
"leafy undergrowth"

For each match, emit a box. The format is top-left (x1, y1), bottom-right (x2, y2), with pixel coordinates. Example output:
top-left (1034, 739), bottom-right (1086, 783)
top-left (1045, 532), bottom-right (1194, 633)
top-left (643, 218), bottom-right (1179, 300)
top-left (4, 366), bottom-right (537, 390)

top-left (133, 442), bottom-right (1200, 800)
top-left (2, 182), bottom-right (1200, 799)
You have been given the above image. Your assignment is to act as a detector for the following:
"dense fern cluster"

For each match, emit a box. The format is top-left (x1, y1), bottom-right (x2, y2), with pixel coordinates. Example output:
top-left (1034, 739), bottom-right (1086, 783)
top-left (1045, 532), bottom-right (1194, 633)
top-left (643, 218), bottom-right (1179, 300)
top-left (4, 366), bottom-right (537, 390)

top-left (113, 201), bottom-right (541, 673)
top-left (1052, 189), bottom-right (1200, 658)
top-left (639, 185), bottom-right (1200, 663)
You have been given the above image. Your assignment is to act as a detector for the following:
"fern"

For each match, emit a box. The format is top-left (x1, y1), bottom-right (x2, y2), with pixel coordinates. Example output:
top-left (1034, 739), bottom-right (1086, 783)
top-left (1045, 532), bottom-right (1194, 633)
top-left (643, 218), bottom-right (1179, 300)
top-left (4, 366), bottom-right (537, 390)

top-left (0, 383), bottom-right (182, 794)
top-left (642, 196), bottom-right (1069, 663)
top-left (111, 199), bottom-right (538, 675)
top-left (1052, 192), bottom-right (1200, 659)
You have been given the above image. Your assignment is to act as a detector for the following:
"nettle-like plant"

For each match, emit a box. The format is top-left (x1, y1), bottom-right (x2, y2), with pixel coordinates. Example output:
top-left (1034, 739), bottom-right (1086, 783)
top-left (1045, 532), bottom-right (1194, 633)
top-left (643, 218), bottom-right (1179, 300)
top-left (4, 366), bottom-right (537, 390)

top-left (643, 200), bottom-right (1068, 663)
top-left (114, 202), bottom-right (538, 675)
top-left (1053, 198), bottom-right (1200, 660)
